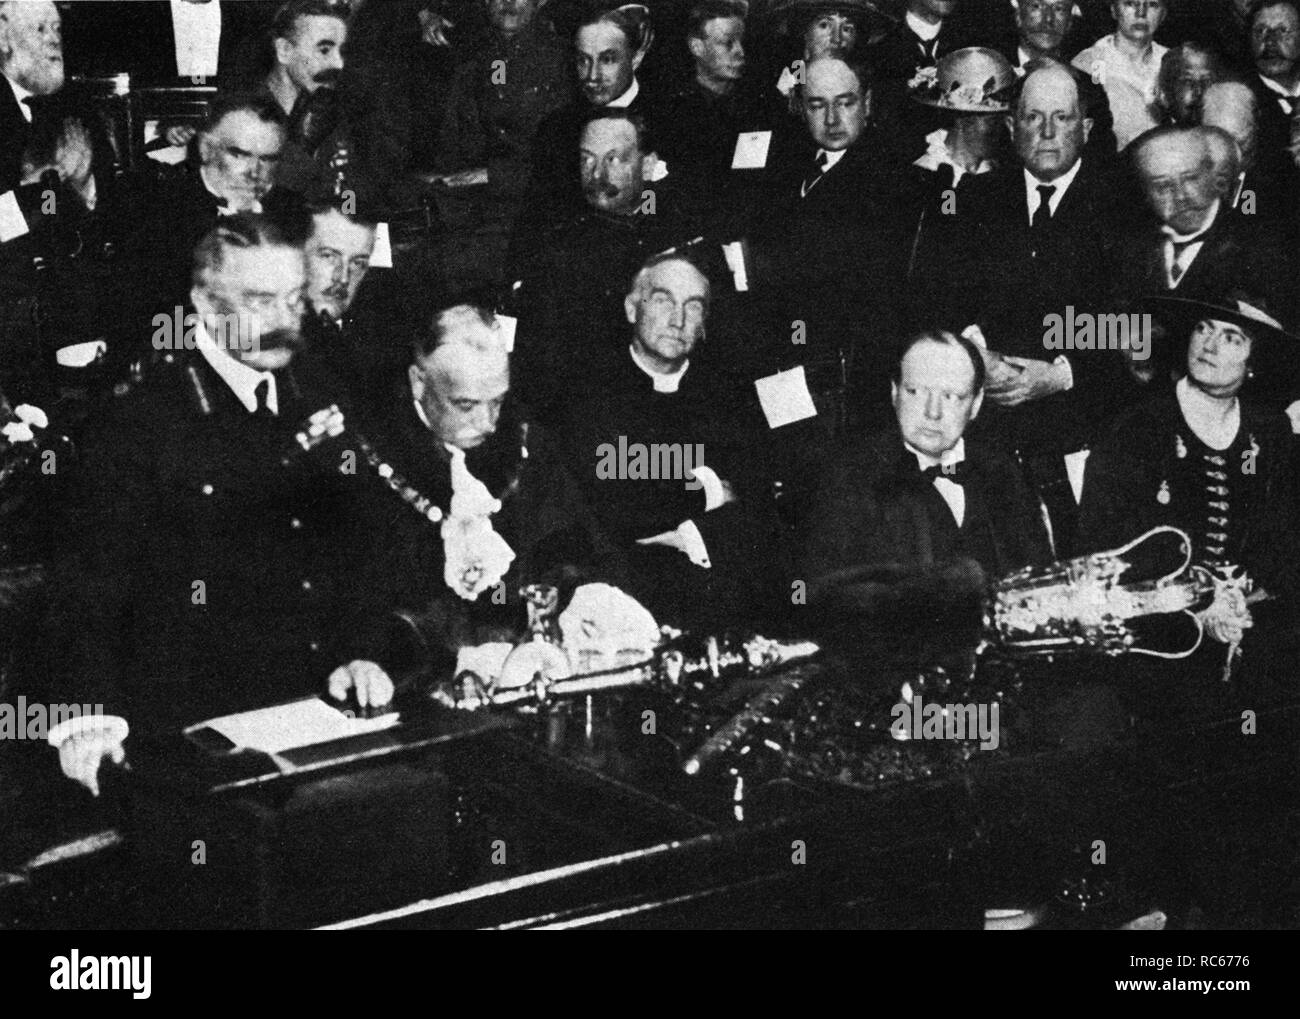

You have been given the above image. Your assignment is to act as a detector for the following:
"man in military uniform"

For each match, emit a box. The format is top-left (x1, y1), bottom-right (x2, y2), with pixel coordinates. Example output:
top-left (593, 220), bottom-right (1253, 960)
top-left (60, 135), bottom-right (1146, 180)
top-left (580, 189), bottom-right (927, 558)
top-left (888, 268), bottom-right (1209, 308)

top-left (429, 0), bottom-right (569, 292)
top-left (47, 214), bottom-right (388, 795)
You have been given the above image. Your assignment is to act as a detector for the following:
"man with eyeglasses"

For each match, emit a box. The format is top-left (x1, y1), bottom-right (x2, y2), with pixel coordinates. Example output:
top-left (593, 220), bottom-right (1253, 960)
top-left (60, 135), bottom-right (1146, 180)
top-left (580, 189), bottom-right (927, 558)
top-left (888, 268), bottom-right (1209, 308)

top-left (557, 251), bottom-right (780, 630)
top-left (46, 214), bottom-right (368, 795)
top-left (1245, 0), bottom-right (1300, 174)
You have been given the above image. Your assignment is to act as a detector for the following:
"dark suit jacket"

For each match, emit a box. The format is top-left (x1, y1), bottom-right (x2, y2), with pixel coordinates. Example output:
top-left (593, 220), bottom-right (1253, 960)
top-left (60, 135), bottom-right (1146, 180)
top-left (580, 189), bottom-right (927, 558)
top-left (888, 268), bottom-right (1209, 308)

top-left (0, 79), bottom-right (34, 193)
top-left (59, 0), bottom-right (274, 86)
top-left (114, 169), bottom-right (301, 361)
top-left (746, 132), bottom-right (925, 418)
top-left (939, 157), bottom-right (1134, 454)
top-left (797, 427), bottom-right (1052, 663)
top-left (1110, 203), bottom-right (1296, 386)
top-left (559, 350), bottom-right (785, 629)
top-left (800, 429), bottom-right (1052, 588)
top-left (47, 344), bottom-right (362, 734)
top-left (347, 394), bottom-right (624, 671)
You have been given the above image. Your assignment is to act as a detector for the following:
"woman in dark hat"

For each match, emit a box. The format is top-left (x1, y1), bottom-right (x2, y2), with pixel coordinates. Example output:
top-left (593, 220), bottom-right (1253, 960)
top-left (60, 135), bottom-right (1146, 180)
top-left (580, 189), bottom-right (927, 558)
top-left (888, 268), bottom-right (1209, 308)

top-left (1079, 292), bottom-right (1299, 657)
top-left (762, 0), bottom-right (891, 109)
top-left (1077, 291), bottom-right (1300, 930)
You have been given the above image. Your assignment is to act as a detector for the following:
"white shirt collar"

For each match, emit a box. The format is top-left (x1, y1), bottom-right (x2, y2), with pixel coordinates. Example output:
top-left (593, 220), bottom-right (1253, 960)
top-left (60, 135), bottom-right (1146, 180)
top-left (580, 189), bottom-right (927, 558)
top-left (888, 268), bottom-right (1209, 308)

top-left (607, 77), bottom-right (640, 108)
top-left (5, 74), bottom-right (34, 123)
top-left (817, 147), bottom-right (847, 172)
top-left (906, 11), bottom-right (942, 41)
top-left (1015, 45), bottom-right (1034, 75)
top-left (905, 436), bottom-right (965, 471)
top-left (1258, 72), bottom-right (1300, 99)
top-left (194, 320), bottom-right (278, 414)
top-left (1024, 156), bottom-right (1083, 220)
top-left (629, 344), bottom-right (689, 393)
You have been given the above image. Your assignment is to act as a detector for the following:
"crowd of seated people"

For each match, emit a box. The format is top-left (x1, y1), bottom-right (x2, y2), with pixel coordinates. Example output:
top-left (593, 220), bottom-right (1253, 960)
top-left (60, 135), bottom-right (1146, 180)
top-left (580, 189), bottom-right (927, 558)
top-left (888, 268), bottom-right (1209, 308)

top-left (1, 1), bottom-right (1299, 896)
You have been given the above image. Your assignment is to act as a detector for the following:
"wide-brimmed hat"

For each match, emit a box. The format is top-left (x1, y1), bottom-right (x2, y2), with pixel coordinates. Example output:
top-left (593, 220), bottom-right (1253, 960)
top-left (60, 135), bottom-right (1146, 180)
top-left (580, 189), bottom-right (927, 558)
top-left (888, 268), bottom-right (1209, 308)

top-left (1144, 293), bottom-right (1297, 348)
top-left (766, 0), bottom-right (894, 34)
top-left (909, 47), bottom-right (1016, 113)
top-left (1144, 291), bottom-right (1300, 397)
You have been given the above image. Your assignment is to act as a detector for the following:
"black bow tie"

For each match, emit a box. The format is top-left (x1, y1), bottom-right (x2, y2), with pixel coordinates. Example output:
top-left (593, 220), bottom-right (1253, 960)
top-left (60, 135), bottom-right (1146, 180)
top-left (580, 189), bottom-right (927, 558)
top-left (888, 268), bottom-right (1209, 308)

top-left (919, 461), bottom-right (967, 484)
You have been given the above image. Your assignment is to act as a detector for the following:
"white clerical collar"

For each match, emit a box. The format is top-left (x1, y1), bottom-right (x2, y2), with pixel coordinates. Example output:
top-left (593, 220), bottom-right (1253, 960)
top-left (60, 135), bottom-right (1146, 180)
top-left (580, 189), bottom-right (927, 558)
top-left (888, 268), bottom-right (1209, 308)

top-left (5, 74), bottom-right (34, 123)
top-left (195, 320), bottom-right (278, 414)
top-left (1024, 155), bottom-right (1083, 213)
top-left (629, 344), bottom-right (688, 393)
top-left (1162, 199), bottom-right (1220, 242)
top-left (1258, 72), bottom-right (1300, 99)
top-left (607, 77), bottom-right (640, 108)
top-left (906, 10), bottom-right (942, 41)
top-left (905, 437), bottom-right (965, 471)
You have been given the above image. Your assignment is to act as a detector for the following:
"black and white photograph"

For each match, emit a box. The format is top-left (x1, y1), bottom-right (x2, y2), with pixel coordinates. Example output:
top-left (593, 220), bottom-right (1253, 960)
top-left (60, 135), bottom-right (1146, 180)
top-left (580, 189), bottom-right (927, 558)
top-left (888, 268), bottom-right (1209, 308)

top-left (0, 0), bottom-right (1296, 961)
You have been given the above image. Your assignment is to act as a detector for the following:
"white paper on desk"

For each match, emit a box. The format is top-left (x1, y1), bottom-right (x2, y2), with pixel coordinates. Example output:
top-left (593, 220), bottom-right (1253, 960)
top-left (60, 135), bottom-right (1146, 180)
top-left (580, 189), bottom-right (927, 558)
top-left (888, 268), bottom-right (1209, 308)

top-left (191, 697), bottom-right (399, 756)
top-left (370, 222), bottom-right (393, 268)
top-left (755, 366), bottom-right (818, 429)
top-left (731, 130), bottom-right (772, 170)
top-left (0, 190), bottom-right (30, 242)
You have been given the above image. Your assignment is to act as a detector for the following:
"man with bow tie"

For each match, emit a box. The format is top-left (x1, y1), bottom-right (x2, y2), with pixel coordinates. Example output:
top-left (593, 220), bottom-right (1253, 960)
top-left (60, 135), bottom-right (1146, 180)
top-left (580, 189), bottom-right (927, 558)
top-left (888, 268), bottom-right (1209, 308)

top-left (800, 328), bottom-right (1051, 615)
top-left (1112, 125), bottom-right (1293, 378)
top-left (46, 214), bottom-right (379, 795)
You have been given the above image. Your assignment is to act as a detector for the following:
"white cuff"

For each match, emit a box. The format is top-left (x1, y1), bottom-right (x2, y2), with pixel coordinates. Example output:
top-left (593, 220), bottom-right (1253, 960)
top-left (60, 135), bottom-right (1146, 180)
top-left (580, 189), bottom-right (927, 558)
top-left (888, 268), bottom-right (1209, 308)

top-left (676, 519), bottom-right (712, 569)
top-left (961, 324), bottom-right (988, 349)
top-left (47, 714), bottom-right (128, 748)
top-left (691, 465), bottom-right (726, 511)
top-left (1053, 354), bottom-right (1074, 391)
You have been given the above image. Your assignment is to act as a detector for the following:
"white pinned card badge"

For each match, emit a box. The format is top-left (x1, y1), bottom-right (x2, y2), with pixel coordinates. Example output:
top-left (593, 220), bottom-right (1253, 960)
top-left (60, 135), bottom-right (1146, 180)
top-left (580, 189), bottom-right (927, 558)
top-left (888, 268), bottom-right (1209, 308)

top-left (755, 366), bottom-right (818, 429)
top-left (731, 130), bottom-right (772, 170)
top-left (494, 313), bottom-right (518, 353)
top-left (370, 222), bottom-right (393, 268)
top-left (721, 241), bottom-right (749, 292)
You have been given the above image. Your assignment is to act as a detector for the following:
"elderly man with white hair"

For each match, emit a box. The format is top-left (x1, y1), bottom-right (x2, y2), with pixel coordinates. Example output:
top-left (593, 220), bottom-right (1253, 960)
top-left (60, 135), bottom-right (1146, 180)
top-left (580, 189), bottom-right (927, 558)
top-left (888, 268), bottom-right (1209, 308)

top-left (345, 301), bottom-right (625, 679)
